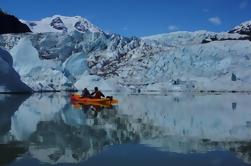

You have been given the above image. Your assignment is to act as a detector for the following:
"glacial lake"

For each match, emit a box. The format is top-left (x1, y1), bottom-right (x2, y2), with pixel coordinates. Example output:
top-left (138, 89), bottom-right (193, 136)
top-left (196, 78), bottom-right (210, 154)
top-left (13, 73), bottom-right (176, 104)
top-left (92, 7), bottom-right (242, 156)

top-left (1, 92), bottom-right (251, 166)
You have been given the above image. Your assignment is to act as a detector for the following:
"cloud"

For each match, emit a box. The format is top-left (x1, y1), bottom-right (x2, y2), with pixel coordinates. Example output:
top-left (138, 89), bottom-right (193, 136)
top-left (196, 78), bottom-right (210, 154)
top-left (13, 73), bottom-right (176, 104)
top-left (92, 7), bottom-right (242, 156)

top-left (122, 26), bottom-right (128, 31)
top-left (240, 1), bottom-right (248, 9)
top-left (208, 17), bottom-right (222, 25)
top-left (168, 25), bottom-right (179, 31)
top-left (202, 8), bottom-right (209, 13)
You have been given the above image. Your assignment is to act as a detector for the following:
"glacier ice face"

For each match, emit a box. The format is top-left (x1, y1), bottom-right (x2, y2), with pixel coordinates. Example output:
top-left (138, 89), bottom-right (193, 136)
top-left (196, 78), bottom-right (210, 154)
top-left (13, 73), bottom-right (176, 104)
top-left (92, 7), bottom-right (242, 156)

top-left (10, 37), bottom-right (44, 75)
top-left (3, 26), bottom-right (141, 91)
top-left (0, 48), bottom-right (31, 93)
top-left (100, 37), bottom-right (251, 91)
top-left (10, 37), bottom-right (74, 91)
top-left (2, 16), bottom-right (251, 92)
top-left (74, 72), bottom-right (122, 91)
top-left (63, 52), bottom-right (87, 80)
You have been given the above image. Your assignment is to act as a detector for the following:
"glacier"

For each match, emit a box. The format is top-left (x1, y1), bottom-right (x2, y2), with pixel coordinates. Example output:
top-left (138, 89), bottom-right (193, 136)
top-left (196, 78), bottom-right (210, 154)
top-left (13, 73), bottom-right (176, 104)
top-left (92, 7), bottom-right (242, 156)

top-left (10, 37), bottom-right (73, 91)
top-left (0, 15), bottom-right (251, 92)
top-left (0, 48), bottom-right (31, 93)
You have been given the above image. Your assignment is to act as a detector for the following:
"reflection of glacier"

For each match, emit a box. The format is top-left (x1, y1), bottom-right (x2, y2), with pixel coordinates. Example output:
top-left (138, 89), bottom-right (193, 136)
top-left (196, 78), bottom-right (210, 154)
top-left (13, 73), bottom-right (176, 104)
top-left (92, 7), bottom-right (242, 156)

top-left (5, 93), bottom-right (251, 164)
top-left (118, 93), bottom-right (251, 141)
top-left (10, 93), bottom-right (67, 140)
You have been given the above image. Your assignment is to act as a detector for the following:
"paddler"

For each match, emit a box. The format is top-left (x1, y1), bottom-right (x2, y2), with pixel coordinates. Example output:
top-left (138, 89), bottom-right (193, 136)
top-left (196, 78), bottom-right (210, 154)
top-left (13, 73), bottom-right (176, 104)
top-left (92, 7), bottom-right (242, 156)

top-left (91, 87), bottom-right (105, 99)
top-left (81, 88), bottom-right (91, 98)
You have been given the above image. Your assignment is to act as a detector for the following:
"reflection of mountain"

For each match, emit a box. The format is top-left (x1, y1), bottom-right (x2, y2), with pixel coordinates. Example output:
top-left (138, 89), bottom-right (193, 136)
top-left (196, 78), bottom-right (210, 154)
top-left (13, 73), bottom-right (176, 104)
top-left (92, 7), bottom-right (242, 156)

top-left (28, 106), bottom-right (161, 164)
top-left (2, 93), bottom-right (251, 164)
top-left (0, 143), bottom-right (27, 166)
top-left (237, 142), bottom-right (251, 164)
top-left (0, 94), bottom-right (29, 165)
top-left (144, 137), bottom-right (251, 164)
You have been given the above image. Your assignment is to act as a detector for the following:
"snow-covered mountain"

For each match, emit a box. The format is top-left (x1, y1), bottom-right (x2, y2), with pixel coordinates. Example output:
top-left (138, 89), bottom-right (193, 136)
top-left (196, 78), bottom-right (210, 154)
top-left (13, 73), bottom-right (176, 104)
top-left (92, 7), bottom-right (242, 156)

top-left (0, 20), bottom-right (142, 91)
top-left (230, 21), bottom-right (251, 36)
top-left (21, 15), bottom-right (103, 34)
top-left (1, 15), bottom-right (251, 92)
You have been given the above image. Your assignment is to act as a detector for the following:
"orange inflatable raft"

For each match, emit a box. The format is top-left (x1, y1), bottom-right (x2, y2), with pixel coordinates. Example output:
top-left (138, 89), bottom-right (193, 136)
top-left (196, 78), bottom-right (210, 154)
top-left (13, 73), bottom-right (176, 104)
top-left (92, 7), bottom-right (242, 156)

top-left (70, 94), bottom-right (118, 106)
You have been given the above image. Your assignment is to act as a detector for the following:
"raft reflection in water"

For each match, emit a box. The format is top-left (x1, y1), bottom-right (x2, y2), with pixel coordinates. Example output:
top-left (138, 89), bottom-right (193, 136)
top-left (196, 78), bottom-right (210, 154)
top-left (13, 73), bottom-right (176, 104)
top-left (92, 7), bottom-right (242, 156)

top-left (71, 101), bottom-right (118, 118)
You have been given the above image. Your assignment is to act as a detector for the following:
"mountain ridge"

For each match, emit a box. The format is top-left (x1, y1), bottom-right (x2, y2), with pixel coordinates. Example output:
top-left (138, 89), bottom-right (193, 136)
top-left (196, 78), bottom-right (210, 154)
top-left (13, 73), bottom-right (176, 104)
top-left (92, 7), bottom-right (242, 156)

top-left (20, 15), bottom-right (251, 38)
top-left (21, 15), bottom-right (103, 34)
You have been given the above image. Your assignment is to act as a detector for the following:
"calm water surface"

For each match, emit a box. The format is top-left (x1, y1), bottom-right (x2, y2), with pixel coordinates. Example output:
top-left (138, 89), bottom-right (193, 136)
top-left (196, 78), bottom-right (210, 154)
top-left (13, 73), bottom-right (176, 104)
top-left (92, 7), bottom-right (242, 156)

top-left (0, 92), bottom-right (251, 166)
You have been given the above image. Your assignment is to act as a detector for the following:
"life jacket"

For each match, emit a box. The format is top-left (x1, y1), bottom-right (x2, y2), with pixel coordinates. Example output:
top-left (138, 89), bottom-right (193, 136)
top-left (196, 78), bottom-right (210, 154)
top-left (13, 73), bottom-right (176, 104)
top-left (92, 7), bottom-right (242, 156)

top-left (93, 91), bottom-right (104, 99)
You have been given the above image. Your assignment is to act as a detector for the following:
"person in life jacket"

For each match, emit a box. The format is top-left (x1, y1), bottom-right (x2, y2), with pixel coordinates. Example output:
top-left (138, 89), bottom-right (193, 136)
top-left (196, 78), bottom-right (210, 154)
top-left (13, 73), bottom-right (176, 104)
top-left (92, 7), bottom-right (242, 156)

top-left (81, 88), bottom-right (91, 98)
top-left (91, 87), bottom-right (105, 99)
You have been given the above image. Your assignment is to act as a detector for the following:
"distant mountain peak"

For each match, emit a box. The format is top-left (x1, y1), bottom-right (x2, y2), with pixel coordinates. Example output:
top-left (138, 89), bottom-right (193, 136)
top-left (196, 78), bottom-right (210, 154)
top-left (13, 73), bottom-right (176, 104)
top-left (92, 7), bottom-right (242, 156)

top-left (229, 20), bottom-right (251, 36)
top-left (22, 15), bottom-right (103, 34)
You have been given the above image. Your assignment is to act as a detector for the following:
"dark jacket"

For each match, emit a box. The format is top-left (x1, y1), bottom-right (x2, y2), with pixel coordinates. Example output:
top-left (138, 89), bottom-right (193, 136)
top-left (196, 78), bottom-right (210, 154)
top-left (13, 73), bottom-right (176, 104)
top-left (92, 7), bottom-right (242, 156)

top-left (81, 89), bottom-right (91, 98)
top-left (91, 91), bottom-right (105, 99)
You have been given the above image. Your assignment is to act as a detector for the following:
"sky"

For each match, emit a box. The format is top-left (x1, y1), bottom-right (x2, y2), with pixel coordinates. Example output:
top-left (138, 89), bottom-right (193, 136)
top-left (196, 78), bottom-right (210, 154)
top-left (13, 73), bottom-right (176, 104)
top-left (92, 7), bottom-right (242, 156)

top-left (0, 0), bottom-right (251, 37)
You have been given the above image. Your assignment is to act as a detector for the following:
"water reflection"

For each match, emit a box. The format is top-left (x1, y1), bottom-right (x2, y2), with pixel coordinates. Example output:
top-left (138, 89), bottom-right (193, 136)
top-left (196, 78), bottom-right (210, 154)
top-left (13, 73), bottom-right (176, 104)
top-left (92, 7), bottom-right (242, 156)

top-left (0, 143), bottom-right (27, 166)
top-left (0, 93), bottom-right (251, 165)
top-left (0, 94), bottom-right (30, 136)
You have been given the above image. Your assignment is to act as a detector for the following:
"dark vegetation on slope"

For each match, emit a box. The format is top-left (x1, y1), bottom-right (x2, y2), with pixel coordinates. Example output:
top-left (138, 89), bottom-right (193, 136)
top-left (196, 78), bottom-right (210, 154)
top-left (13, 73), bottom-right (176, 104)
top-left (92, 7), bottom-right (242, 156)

top-left (0, 9), bottom-right (31, 34)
